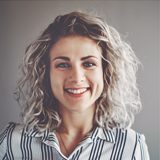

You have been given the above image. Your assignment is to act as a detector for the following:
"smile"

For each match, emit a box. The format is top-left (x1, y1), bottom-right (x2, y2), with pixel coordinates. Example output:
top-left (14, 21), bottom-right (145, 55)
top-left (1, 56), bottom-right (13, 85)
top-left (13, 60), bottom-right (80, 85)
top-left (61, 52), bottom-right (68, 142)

top-left (64, 88), bottom-right (89, 95)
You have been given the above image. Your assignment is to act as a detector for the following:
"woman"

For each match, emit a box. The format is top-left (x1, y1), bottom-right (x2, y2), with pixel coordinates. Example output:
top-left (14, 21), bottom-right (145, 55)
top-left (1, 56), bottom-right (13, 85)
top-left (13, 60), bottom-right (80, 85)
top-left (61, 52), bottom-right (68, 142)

top-left (0, 11), bottom-right (150, 159)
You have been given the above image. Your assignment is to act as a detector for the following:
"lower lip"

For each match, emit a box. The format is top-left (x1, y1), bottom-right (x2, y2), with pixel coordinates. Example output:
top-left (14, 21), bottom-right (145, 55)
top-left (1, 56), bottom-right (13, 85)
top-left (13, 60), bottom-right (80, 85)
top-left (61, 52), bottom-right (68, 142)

top-left (65, 89), bottom-right (89, 98)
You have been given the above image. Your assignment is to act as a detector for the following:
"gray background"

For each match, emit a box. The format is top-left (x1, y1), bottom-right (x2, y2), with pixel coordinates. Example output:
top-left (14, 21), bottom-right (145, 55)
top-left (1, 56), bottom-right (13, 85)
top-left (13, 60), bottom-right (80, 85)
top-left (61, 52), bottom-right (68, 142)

top-left (0, 0), bottom-right (159, 159)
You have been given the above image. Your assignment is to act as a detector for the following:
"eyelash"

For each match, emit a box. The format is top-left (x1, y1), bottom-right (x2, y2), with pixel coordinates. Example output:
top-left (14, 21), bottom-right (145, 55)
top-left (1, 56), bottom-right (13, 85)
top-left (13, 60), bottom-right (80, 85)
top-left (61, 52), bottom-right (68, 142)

top-left (55, 61), bottom-right (96, 69)
top-left (83, 61), bottom-right (96, 68)
top-left (55, 63), bottom-right (71, 69)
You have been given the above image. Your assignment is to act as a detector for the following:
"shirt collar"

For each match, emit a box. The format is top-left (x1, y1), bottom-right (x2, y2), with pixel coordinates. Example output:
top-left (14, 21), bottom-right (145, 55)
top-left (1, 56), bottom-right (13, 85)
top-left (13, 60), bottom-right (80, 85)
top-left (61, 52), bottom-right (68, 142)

top-left (88, 127), bottom-right (115, 143)
top-left (24, 126), bottom-right (54, 139)
top-left (24, 126), bottom-right (115, 144)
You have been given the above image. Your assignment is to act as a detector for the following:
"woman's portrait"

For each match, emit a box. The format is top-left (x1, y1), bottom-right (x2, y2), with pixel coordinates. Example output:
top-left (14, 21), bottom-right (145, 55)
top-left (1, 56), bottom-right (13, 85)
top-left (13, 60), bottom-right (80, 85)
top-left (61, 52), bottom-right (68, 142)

top-left (0, 1), bottom-right (159, 160)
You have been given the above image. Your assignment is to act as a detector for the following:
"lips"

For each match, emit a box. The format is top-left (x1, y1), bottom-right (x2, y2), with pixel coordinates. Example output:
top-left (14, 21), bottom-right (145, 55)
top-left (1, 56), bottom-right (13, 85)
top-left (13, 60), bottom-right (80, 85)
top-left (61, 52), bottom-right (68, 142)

top-left (64, 87), bottom-right (90, 95)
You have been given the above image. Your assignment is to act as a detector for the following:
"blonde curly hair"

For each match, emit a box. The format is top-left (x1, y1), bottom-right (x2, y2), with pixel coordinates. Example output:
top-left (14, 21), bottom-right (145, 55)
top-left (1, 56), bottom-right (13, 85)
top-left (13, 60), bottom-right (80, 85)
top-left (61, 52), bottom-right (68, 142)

top-left (16, 11), bottom-right (142, 132)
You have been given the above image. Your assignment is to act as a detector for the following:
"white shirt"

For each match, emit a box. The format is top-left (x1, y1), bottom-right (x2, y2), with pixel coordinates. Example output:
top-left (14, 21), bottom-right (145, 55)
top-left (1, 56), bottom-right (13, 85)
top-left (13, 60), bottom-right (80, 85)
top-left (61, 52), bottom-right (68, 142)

top-left (0, 122), bottom-right (150, 160)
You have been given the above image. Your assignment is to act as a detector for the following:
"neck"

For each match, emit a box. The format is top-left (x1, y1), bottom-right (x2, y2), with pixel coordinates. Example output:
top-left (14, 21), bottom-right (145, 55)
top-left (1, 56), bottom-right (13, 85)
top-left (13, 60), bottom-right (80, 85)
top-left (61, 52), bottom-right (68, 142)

top-left (58, 107), bottom-right (95, 136)
top-left (56, 106), bottom-right (96, 157)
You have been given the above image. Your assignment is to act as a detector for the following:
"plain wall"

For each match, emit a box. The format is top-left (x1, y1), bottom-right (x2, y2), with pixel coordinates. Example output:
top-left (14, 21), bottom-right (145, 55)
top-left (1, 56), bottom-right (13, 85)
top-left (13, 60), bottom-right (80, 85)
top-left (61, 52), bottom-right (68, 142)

top-left (0, 1), bottom-right (159, 159)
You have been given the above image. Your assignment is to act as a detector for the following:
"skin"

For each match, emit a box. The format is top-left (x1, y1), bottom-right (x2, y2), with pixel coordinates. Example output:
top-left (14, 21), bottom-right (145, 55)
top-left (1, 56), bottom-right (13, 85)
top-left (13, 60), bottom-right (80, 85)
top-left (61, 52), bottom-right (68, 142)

top-left (49, 35), bottom-right (104, 157)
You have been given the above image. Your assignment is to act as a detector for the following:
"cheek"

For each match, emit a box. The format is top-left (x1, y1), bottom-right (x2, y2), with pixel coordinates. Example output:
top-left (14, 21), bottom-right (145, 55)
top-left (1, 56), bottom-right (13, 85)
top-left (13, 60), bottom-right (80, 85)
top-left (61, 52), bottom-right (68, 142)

top-left (95, 67), bottom-right (103, 80)
top-left (50, 71), bottom-right (65, 93)
top-left (90, 69), bottom-right (104, 90)
top-left (50, 72), bottom-right (60, 91)
top-left (96, 69), bottom-right (104, 91)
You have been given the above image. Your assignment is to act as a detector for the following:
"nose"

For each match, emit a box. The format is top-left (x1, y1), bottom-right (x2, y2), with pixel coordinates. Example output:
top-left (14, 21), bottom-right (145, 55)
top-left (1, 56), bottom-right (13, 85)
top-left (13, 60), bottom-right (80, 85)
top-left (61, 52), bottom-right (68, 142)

top-left (68, 66), bottom-right (85, 83)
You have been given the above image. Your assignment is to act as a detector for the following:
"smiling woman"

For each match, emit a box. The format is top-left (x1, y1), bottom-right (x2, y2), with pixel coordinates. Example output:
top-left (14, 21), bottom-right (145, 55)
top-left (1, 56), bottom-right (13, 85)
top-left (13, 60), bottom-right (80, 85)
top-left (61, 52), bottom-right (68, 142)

top-left (49, 36), bottom-right (103, 114)
top-left (0, 11), bottom-right (150, 159)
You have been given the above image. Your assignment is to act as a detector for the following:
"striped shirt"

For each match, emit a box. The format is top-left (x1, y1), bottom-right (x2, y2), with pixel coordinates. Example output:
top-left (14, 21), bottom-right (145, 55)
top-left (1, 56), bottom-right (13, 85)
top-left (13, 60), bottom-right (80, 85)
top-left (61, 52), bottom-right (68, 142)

top-left (0, 122), bottom-right (150, 160)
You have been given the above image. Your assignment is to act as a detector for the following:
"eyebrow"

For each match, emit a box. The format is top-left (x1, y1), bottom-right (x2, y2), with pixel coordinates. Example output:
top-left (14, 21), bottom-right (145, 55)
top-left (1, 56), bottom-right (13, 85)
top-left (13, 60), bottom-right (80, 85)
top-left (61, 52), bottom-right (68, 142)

top-left (52, 56), bottom-right (70, 61)
top-left (51, 55), bottom-right (99, 61)
top-left (81, 56), bottom-right (99, 60)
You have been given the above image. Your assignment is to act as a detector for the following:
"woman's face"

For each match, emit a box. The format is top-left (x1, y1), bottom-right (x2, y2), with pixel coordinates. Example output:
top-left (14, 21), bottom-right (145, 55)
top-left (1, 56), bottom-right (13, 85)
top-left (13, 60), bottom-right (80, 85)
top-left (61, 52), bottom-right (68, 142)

top-left (49, 35), bottom-right (104, 113)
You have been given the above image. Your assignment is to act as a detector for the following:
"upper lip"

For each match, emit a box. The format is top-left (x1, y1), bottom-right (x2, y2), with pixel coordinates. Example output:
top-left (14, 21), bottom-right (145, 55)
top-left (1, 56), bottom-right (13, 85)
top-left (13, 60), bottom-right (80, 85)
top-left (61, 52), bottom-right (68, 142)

top-left (64, 87), bottom-right (90, 90)
top-left (64, 87), bottom-right (90, 94)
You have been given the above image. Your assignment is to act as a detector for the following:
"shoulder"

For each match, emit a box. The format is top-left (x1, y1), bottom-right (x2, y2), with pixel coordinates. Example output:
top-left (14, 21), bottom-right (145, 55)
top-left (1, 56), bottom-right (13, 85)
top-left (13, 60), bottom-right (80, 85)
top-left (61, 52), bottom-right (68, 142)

top-left (110, 127), bottom-right (146, 143)
top-left (0, 122), bottom-right (25, 158)
top-left (0, 122), bottom-right (25, 147)
top-left (0, 121), bottom-right (47, 147)
top-left (111, 127), bottom-right (148, 149)
top-left (0, 122), bottom-right (25, 138)
top-left (110, 127), bottom-right (150, 160)
top-left (0, 122), bottom-right (25, 146)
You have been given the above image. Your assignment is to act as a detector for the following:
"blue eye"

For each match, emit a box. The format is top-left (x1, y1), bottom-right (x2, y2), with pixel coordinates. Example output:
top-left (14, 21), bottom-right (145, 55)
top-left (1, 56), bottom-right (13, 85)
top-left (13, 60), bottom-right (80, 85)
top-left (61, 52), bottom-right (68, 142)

top-left (56, 63), bottom-right (70, 68)
top-left (83, 62), bottom-right (96, 68)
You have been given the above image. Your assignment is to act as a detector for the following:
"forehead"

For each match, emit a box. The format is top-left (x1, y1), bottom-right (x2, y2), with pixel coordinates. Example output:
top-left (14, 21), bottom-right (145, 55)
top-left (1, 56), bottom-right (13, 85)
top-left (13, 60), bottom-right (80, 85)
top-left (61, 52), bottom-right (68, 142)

top-left (49, 35), bottom-right (102, 59)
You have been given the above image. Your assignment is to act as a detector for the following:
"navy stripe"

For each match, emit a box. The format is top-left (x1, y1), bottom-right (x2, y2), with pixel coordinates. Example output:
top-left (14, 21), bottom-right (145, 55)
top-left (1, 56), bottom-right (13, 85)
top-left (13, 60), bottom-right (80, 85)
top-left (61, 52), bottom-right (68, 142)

top-left (90, 128), bottom-right (99, 140)
top-left (0, 127), bottom-right (8, 145)
top-left (88, 141), bottom-right (96, 159)
top-left (47, 145), bottom-right (53, 160)
top-left (95, 140), bottom-right (105, 160)
top-left (41, 143), bottom-right (48, 160)
top-left (41, 142), bottom-right (45, 159)
top-left (0, 123), bottom-right (15, 145)
top-left (131, 133), bottom-right (138, 160)
top-left (119, 130), bottom-right (127, 159)
top-left (75, 146), bottom-right (83, 160)
top-left (6, 123), bottom-right (16, 160)
top-left (20, 128), bottom-right (24, 159)
top-left (41, 142), bottom-right (47, 159)
top-left (46, 134), bottom-right (59, 146)
top-left (0, 123), bottom-right (150, 159)
top-left (41, 142), bottom-right (53, 160)
top-left (29, 129), bottom-right (39, 137)
top-left (110, 128), bottom-right (127, 160)
top-left (110, 128), bottom-right (119, 160)
top-left (71, 146), bottom-right (83, 160)
top-left (103, 129), bottom-right (115, 143)
top-left (20, 128), bottom-right (32, 159)
top-left (88, 138), bottom-right (104, 160)
top-left (41, 130), bottom-right (49, 142)
top-left (112, 128), bottom-right (122, 160)
top-left (2, 156), bottom-right (7, 160)
top-left (20, 128), bottom-right (26, 159)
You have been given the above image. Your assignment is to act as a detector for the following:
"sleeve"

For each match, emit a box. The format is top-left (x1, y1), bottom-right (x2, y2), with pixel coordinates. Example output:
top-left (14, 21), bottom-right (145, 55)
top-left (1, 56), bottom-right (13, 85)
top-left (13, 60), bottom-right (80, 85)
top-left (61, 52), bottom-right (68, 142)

top-left (0, 122), bottom-right (16, 159)
top-left (134, 133), bottom-right (150, 160)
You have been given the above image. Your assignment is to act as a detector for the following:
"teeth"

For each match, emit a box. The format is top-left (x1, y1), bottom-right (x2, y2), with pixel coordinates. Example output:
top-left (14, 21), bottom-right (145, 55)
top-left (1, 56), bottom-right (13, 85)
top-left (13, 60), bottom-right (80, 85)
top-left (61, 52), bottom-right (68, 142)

top-left (65, 88), bottom-right (88, 94)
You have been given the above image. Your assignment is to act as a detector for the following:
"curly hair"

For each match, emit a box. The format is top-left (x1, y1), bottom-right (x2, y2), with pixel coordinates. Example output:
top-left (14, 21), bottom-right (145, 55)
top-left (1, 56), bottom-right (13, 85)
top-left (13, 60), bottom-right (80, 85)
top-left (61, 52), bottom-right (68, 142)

top-left (15, 11), bottom-right (142, 132)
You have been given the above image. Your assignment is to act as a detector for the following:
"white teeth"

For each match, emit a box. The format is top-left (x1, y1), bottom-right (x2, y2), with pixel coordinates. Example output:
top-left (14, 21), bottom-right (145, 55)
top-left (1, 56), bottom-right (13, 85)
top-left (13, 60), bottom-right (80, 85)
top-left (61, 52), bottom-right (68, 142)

top-left (66, 88), bottom-right (88, 94)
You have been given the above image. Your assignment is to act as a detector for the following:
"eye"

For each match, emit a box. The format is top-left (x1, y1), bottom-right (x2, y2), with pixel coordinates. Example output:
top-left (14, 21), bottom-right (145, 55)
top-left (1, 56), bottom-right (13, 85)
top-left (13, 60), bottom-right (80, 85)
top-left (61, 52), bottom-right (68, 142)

top-left (83, 61), bottom-right (96, 68)
top-left (55, 63), bottom-right (71, 69)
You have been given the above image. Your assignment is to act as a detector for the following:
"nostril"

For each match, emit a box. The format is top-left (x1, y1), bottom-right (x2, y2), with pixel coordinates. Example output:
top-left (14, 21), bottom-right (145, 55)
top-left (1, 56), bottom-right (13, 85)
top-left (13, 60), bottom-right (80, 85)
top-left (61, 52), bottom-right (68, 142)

top-left (68, 75), bottom-right (85, 82)
top-left (68, 74), bottom-right (85, 83)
